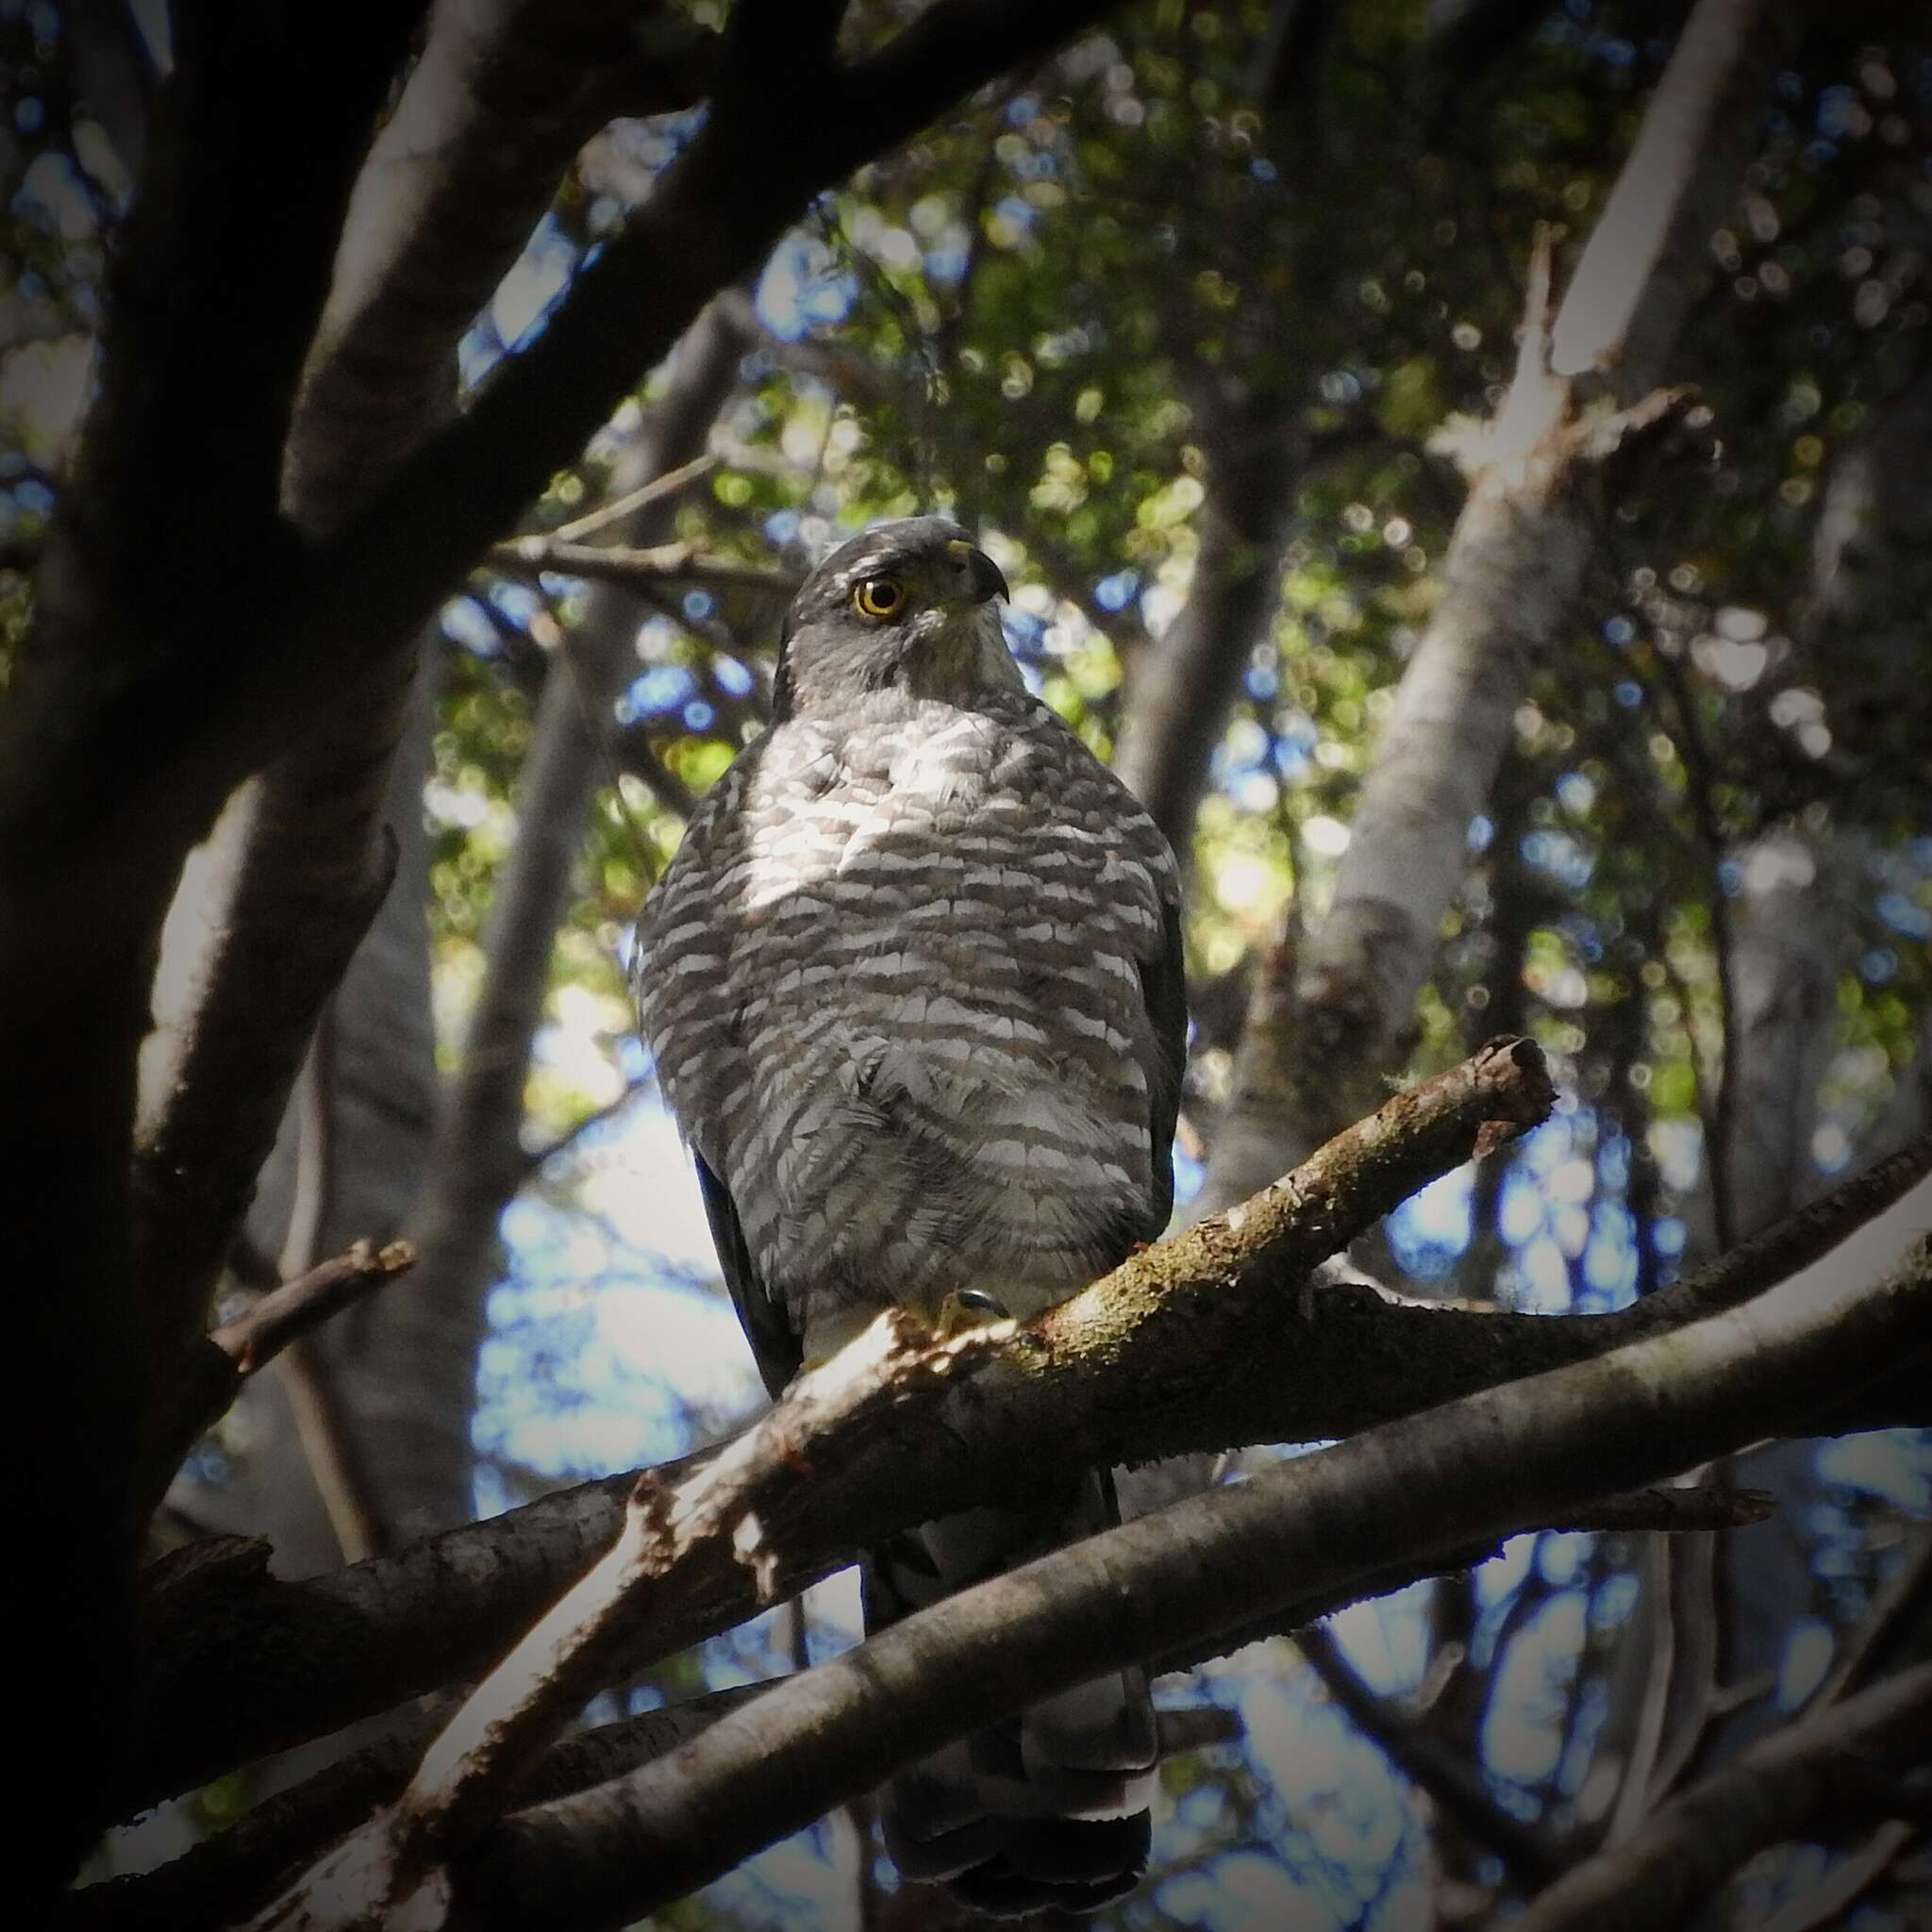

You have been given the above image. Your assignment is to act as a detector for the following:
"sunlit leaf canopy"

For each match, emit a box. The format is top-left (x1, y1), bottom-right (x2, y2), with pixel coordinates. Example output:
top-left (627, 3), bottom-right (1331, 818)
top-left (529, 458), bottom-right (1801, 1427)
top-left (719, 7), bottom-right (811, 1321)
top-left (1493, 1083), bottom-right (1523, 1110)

top-left (8, 0), bottom-right (1929, 1924)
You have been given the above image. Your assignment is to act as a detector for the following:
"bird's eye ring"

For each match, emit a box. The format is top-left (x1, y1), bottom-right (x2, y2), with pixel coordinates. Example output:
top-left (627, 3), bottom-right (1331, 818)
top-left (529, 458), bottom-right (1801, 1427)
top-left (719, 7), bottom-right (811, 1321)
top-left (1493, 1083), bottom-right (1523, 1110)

top-left (853, 575), bottom-right (906, 620)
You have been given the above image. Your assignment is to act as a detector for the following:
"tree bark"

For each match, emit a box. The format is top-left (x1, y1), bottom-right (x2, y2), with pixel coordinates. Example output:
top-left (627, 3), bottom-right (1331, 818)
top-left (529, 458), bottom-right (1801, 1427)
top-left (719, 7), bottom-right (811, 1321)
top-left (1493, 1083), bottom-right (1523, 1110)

top-left (1, 12), bottom-right (422, 1891)
top-left (149, 2), bottom-right (730, 1568)
top-left (214, 675), bottom-right (444, 1574)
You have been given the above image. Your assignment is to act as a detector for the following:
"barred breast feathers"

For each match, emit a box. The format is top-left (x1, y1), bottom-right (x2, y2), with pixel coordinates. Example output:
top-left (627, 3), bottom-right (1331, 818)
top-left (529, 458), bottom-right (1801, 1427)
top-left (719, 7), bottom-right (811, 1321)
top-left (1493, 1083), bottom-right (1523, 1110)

top-left (635, 690), bottom-right (1179, 1310)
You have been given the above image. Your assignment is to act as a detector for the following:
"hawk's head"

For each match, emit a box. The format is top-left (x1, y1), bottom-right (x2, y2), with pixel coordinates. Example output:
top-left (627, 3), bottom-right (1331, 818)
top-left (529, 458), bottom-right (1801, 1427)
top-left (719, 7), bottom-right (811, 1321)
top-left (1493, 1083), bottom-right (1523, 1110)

top-left (773, 516), bottom-right (1015, 720)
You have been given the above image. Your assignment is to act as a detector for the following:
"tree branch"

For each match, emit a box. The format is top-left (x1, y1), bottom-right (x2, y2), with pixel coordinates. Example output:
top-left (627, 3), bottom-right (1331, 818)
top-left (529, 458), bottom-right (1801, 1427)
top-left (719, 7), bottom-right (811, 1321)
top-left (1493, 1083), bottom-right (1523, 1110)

top-left (514, 1077), bottom-right (656, 1182)
top-left (543, 451), bottom-right (721, 545)
top-left (487, 536), bottom-right (799, 600)
top-left (1151, 1485), bottom-right (1771, 1681)
top-left (128, 1), bottom-right (698, 1468)
top-left (436, 1216), bottom-right (1932, 1928)
top-left (1751, 1820), bottom-right (1920, 1932)
top-left (3, 0), bottom-right (1130, 891)
top-left (0, 10), bottom-right (425, 1892)
top-left (261, 1315), bottom-right (1024, 1925)
top-left (74, 1681), bottom-right (1235, 1932)
top-left (1297, 1623), bottom-right (1566, 1883)
top-left (1510, 1664), bottom-right (1932, 1932)
top-left (66, 1690), bottom-right (758, 1932)
top-left (134, 800), bottom-right (401, 1389)
top-left (283, 0), bottom-right (719, 536)
top-left (138, 1239), bottom-right (418, 1519)
top-left (114, 1057), bottom-right (1932, 1832)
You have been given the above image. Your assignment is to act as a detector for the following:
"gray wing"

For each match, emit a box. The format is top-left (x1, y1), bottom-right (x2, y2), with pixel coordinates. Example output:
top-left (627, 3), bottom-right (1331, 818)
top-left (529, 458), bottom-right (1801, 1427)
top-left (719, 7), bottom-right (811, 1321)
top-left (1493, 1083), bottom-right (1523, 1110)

top-left (628, 756), bottom-right (803, 1400)
top-left (692, 1147), bottom-right (801, 1401)
top-left (1139, 893), bottom-right (1188, 1234)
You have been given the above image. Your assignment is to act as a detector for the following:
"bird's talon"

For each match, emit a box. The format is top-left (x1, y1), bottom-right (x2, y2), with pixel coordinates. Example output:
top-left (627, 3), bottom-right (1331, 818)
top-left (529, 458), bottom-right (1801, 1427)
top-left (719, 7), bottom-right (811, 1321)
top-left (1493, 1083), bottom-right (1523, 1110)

top-left (937, 1288), bottom-right (1011, 1336)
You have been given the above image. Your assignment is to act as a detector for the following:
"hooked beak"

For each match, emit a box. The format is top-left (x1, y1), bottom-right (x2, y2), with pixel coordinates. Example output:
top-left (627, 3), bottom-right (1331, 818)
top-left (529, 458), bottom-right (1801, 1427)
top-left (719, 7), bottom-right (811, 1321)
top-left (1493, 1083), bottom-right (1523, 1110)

top-left (946, 537), bottom-right (1010, 607)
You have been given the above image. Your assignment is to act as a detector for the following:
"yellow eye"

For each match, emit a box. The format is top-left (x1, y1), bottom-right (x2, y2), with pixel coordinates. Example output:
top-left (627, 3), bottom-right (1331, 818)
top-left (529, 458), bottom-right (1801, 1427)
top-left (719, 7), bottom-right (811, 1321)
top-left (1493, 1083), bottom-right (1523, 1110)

top-left (853, 575), bottom-right (906, 620)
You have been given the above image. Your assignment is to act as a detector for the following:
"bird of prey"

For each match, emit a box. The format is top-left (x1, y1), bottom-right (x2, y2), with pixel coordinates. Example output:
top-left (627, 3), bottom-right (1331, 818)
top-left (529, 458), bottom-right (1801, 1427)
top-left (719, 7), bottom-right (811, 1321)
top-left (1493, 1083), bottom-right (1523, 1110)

top-left (633, 515), bottom-right (1186, 1916)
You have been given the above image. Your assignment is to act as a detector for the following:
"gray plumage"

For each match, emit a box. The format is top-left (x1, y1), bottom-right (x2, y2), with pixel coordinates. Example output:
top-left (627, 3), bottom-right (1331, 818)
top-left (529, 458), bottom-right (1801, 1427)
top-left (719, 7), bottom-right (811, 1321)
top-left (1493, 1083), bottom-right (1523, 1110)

top-left (633, 516), bottom-right (1186, 1916)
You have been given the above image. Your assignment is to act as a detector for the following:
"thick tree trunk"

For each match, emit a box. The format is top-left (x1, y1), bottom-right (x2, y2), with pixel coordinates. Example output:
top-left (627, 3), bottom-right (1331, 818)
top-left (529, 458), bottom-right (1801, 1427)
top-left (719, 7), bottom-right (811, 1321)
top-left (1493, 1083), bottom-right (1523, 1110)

top-left (152, 2), bottom-right (725, 1569)
top-left (189, 674), bottom-right (442, 1576)
top-left (361, 298), bottom-right (741, 1546)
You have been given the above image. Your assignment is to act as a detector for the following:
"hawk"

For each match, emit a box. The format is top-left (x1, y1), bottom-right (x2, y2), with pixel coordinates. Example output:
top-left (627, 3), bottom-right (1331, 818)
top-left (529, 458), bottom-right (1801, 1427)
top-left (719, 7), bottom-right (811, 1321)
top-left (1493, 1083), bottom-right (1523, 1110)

top-left (633, 516), bottom-right (1186, 1916)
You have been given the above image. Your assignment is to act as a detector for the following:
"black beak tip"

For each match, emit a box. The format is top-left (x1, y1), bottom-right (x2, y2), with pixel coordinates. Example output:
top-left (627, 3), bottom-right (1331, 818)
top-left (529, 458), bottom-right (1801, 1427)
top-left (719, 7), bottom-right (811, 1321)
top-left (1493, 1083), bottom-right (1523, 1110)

top-left (969, 548), bottom-right (1010, 606)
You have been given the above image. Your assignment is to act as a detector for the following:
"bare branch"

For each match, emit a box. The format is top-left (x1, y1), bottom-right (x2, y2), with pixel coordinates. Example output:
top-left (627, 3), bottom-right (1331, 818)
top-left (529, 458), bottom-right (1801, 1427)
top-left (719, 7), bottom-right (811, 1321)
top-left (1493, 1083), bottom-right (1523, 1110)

top-left (439, 1218), bottom-right (1932, 1927)
top-left (139, 1239), bottom-right (418, 1513)
top-left (127, 3), bottom-right (713, 1491)
top-left (1811, 1527), bottom-right (1932, 1714)
top-left (285, 2), bottom-right (718, 534)
top-left (121, 1039), bottom-right (1550, 1821)
top-left (114, 1067), bottom-right (1932, 1831)
top-left (1546, 0), bottom-right (1774, 390)
top-left (606, 726), bottom-right (699, 822)
top-left (65, 1690), bottom-right (757, 1932)
top-left (1298, 1623), bottom-right (1566, 1882)
top-left (545, 452), bottom-right (721, 545)
top-left (134, 797), bottom-right (401, 1382)
top-left (22, 1), bottom-right (1132, 879)
top-left (253, 1315), bottom-right (1012, 1925)
top-left (1511, 1664), bottom-right (1932, 1932)
top-left (0, 10), bottom-right (427, 1887)
top-left (73, 1677), bottom-right (1239, 1932)
top-left (1151, 1484), bottom-right (1770, 1679)
top-left (515, 1078), bottom-right (655, 1182)
top-left (488, 535), bottom-right (800, 599)
top-left (1751, 1820), bottom-right (1920, 1932)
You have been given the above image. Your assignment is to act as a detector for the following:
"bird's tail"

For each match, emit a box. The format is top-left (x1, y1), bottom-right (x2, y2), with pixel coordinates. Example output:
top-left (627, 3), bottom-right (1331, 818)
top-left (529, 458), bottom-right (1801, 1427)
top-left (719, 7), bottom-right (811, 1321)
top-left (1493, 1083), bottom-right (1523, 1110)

top-left (862, 1465), bottom-right (1157, 1919)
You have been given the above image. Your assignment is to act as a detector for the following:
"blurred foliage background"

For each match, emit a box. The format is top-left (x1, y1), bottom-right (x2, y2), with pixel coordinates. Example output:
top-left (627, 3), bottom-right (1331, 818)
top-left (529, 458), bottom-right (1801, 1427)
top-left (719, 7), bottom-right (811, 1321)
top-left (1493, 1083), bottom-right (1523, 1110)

top-left (8, 0), bottom-right (1931, 1925)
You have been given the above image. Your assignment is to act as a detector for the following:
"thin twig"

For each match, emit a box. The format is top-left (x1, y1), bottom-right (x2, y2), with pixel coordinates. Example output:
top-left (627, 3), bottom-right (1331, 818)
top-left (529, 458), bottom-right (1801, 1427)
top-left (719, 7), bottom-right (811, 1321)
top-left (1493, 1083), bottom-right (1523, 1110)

top-left (489, 535), bottom-right (800, 599)
top-left (1808, 1524), bottom-right (1932, 1712)
top-left (547, 451), bottom-right (720, 545)
top-left (1652, 639), bottom-right (1739, 1253)
top-left (212, 1241), bottom-right (422, 1374)
top-left (1511, 1663), bottom-right (1932, 1932)
top-left (139, 1234), bottom-right (418, 1520)
top-left (516, 1079), bottom-right (656, 1181)
top-left (275, 1027), bottom-right (391, 1565)
top-left (1299, 1624), bottom-right (1565, 1882)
